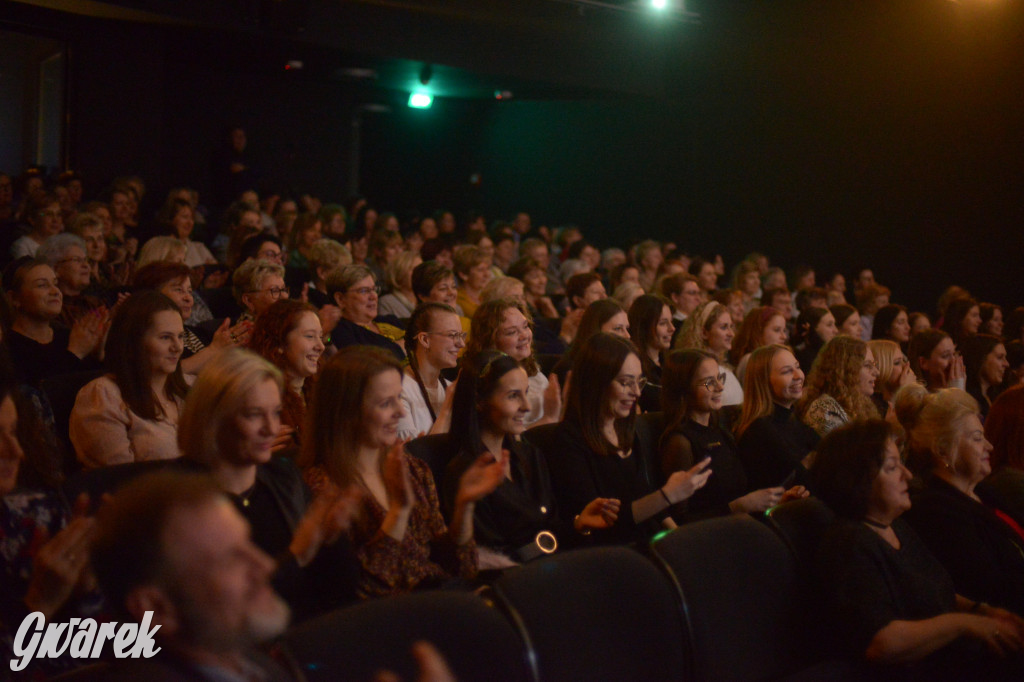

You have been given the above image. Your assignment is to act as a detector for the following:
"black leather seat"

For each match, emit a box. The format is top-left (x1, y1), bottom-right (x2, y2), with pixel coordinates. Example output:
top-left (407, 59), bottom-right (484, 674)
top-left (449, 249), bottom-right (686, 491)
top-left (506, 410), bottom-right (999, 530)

top-left (405, 433), bottom-right (458, 488)
top-left (763, 496), bottom-right (837, 576)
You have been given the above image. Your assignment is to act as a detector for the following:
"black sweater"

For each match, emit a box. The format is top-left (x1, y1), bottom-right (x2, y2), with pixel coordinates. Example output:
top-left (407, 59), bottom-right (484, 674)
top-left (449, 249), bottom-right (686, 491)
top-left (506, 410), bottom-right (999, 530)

top-left (736, 403), bottom-right (819, 491)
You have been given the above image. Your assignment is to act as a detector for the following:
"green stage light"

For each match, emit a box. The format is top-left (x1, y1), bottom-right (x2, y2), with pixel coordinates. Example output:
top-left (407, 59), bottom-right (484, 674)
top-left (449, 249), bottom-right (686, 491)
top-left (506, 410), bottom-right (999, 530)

top-left (408, 92), bottom-right (433, 109)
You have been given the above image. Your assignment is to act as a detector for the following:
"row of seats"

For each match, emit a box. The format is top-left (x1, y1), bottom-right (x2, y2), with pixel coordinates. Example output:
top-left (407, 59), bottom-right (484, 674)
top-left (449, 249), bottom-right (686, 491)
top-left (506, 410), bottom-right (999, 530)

top-left (282, 503), bottom-right (857, 682)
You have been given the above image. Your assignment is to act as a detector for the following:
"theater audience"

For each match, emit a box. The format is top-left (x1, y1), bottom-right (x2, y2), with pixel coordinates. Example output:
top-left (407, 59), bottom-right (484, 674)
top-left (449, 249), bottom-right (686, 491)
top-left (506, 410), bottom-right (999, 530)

top-left (867, 339), bottom-right (916, 417)
top-left (37, 232), bottom-right (104, 326)
top-left (551, 298), bottom-right (629, 382)
top-left (233, 258), bottom-right (289, 323)
top-left (453, 245), bottom-right (492, 319)
top-left (397, 303), bottom-right (463, 440)
top-left (735, 345), bottom-right (820, 490)
top-left (157, 197), bottom-right (216, 267)
top-left (871, 303), bottom-right (911, 348)
top-left (910, 328), bottom-right (966, 392)
top-left (729, 306), bottom-right (787, 383)
top-left (10, 192), bottom-right (63, 259)
top-left (627, 294), bottom-right (675, 413)
top-left (509, 256), bottom-right (559, 320)
top-left (981, 302), bottom-right (1005, 338)
top-left (961, 333), bottom-right (1010, 418)
top-left (942, 297), bottom-right (982, 350)
top-left (792, 305), bottom-right (837, 372)
top-left (797, 335), bottom-right (879, 436)
top-left (812, 419), bottom-right (1024, 678)
top-left (542, 333), bottom-right (711, 545)
top-left (70, 291), bottom-right (188, 468)
top-left (674, 301), bottom-right (743, 407)
top-left (378, 251), bottom-right (422, 319)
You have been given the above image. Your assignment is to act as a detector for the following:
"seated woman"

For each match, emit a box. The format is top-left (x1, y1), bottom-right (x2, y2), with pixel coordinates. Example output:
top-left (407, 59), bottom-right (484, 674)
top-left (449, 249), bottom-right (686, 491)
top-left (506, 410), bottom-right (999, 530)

top-left (508, 256), bottom-right (559, 320)
top-left (550, 298), bottom-right (630, 382)
top-left (910, 328), bottom-right (966, 392)
top-left (792, 306), bottom-right (837, 372)
top-left (673, 301), bottom-right (743, 407)
top-left (941, 297), bottom-right (982, 351)
top-left (541, 333), bottom-right (712, 545)
top-left (378, 251), bottom-right (422, 319)
top-left (326, 264), bottom-right (405, 360)
top-left (660, 348), bottom-right (803, 520)
top-left (735, 344), bottom-right (820, 491)
top-left (894, 385), bottom-right (1024, 615)
top-left (442, 351), bottom-right (618, 566)
top-left (177, 347), bottom-right (359, 621)
top-left (627, 294), bottom-right (675, 413)
top-left (2, 258), bottom-right (104, 388)
top-left (980, 303), bottom-right (1005, 338)
top-left (69, 292), bottom-right (188, 468)
top-left (133, 261), bottom-right (249, 375)
top-left (829, 302), bottom-right (862, 338)
top-left (303, 237), bottom-right (351, 309)
top-left (10, 192), bottom-right (63, 259)
top-left (813, 419), bottom-right (1024, 678)
top-left (961, 334), bottom-right (1010, 418)
top-left (867, 339), bottom-right (916, 418)
top-left (397, 303), bottom-right (464, 440)
top-left (979, 386), bottom-right (1024, 527)
top-left (248, 299), bottom-right (325, 449)
top-left (366, 228), bottom-right (403, 293)
top-left (729, 306), bottom-right (788, 383)
top-left (135, 236), bottom-right (187, 269)
top-left (466, 298), bottom-right (561, 427)
top-left (453, 245), bottom-right (493, 319)
top-left (156, 196), bottom-right (216, 268)
top-left (285, 213), bottom-right (322, 273)
top-left (871, 304), bottom-right (911, 349)
top-left (232, 258), bottom-right (289, 324)
top-left (301, 346), bottom-right (503, 598)
top-left (797, 335), bottom-right (879, 437)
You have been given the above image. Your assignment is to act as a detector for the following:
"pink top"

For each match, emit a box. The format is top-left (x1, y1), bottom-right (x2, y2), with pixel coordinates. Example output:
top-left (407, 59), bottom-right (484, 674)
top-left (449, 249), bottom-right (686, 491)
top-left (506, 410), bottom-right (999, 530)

top-left (69, 375), bottom-right (183, 469)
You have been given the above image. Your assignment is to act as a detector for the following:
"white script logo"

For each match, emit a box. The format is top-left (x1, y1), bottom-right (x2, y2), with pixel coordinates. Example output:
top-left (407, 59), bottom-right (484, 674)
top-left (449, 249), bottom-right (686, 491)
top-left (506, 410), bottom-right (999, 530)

top-left (10, 611), bottom-right (161, 672)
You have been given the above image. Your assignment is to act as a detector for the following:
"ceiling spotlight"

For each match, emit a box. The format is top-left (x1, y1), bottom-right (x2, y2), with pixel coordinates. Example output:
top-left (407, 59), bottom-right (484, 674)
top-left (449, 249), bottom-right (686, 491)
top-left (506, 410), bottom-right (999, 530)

top-left (652, 0), bottom-right (668, 8)
top-left (408, 93), bottom-right (433, 109)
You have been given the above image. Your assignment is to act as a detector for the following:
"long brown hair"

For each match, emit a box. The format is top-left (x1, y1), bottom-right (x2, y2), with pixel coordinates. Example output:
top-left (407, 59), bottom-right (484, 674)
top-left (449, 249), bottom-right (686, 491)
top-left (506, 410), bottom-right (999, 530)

top-left (735, 344), bottom-right (792, 439)
top-left (660, 349), bottom-right (720, 442)
top-left (301, 346), bottom-right (402, 485)
top-left (248, 298), bottom-right (319, 432)
top-left (565, 332), bottom-right (639, 457)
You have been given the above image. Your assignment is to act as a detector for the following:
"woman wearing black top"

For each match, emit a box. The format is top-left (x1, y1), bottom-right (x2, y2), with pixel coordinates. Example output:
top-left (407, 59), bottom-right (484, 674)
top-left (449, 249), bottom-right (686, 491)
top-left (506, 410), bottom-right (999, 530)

top-left (812, 419), bottom-right (1024, 678)
top-left (792, 306), bottom-right (837, 372)
top-left (627, 294), bottom-right (675, 413)
top-left (540, 333), bottom-right (710, 545)
top-left (443, 351), bottom-right (616, 565)
top-left (734, 345), bottom-right (820, 491)
top-left (895, 385), bottom-right (1024, 615)
top-left (961, 334), bottom-right (1010, 419)
top-left (659, 349), bottom-right (804, 520)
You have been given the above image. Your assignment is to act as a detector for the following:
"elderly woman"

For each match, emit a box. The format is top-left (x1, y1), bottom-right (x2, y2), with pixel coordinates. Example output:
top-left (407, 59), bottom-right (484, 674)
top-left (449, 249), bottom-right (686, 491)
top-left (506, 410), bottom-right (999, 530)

top-left (69, 292), bottom-right (188, 468)
top-left (248, 299), bottom-right (325, 449)
top-left (2, 258), bottom-right (104, 387)
top-left (301, 346), bottom-right (503, 597)
top-left (735, 344), bottom-right (820, 491)
top-left (68, 211), bottom-right (110, 288)
top-left (232, 258), bottom-right (289, 324)
top-left (37, 233), bottom-right (104, 327)
top-left (325, 264), bottom-right (405, 360)
top-left (797, 335), bottom-right (879, 436)
top-left (397, 303), bottom-right (464, 440)
top-left (812, 419), bottom-right (1024, 677)
top-left (894, 385), bottom-right (1024, 616)
top-left (378, 251), bottom-right (422, 319)
top-left (178, 347), bottom-right (359, 620)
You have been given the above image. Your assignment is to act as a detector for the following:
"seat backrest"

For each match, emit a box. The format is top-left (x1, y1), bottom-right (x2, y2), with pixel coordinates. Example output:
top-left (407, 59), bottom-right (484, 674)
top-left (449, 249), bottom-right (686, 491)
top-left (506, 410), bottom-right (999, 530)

top-left (282, 590), bottom-right (534, 682)
top-left (63, 459), bottom-right (181, 513)
top-left (40, 369), bottom-right (105, 465)
top-left (522, 422), bottom-right (561, 456)
top-left (649, 515), bottom-right (804, 682)
top-left (764, 497), bottom-right (837, 576)
top-left (488, 546), bottom-right (689, 682)
top-left (405, 433), bottom-right (457, 486)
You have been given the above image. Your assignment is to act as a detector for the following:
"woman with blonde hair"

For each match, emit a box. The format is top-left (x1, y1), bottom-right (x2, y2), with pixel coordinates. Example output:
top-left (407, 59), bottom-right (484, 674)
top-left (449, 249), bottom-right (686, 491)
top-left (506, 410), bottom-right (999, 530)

top-left (797, 335), bottom-right (879, 437)
top-left (301, 346), bottom-right (503, 597)
top-left (894, 385), bottom-right (1024, 616)
top-left (674, 301), bottom-right (742, 406)
top-left (466, 297), bottom-right (561, 426)
top-left (179, 346), bottom-right (361, 618)
top-left (135, 236), bottom-right (187, 268)
top-left (735, 344), bottom-right (820, 490)
top-left (378, 251), bottom-right (422, 319)
top-left (867, 339), bottom-right (916, 417)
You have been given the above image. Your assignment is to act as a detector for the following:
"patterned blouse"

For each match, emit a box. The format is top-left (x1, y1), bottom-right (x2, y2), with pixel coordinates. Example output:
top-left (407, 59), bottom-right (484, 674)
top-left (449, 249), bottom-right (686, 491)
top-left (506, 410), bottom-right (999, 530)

top-left (801, 394), bottom-right (850, 438)
top-left (304, 455), bottom-right (477, 598)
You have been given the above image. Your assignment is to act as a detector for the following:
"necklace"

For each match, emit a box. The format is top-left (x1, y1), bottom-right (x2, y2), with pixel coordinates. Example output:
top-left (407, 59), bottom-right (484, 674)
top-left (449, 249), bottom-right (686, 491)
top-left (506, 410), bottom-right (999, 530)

top-left (861, 517), bottom-right (889, 530)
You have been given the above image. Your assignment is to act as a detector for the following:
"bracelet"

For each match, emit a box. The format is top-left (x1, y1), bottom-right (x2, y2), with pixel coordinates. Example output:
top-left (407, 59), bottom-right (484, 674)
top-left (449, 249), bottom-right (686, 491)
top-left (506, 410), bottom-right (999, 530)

top-left (574, 515), bottom-right (592, 536)
top-left (659, 488), bottom-right (672, 506)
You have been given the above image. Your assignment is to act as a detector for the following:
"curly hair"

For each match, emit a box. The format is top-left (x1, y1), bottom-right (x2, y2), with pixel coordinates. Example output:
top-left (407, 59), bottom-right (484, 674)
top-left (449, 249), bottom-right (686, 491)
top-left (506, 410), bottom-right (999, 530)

top-left (797, 335), bottom-right (877, 423)
top-left (248, 299), bottom-right (319, 433)
top-left (465, 297), bottom-right (538, 376)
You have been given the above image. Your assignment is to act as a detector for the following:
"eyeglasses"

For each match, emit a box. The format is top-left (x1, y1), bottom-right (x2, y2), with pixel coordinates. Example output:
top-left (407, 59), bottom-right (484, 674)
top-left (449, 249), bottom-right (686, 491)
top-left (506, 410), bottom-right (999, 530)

top-left (426, 331), bottom-right (468, 342)
top-left (257, 250), bottom-right (282, 261)
top-left (614, 376), bottom-right (648, 392)
top-left (57, 256), bottom-right (88, 266)
top-left (253, 286), bottom-right (289, 299)
top-left (697, 373), bottom-right (728, 391)
top-left (349, 285), bottom-right (381, 296)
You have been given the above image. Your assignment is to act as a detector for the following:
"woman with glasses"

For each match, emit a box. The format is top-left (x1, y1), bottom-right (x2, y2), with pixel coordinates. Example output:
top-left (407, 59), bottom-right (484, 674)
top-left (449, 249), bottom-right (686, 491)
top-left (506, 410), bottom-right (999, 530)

top-left (325, 264), bottom-right (405, 361)
top-left (660, 349), bottom-right (804, 520)
top-left (673, 301), bottom-right (743, 407)
top-left (466, 298), bottom-right (561, 427)
top-left (541, 333), bottom-right (712, 545)
top-left (797, 335), bottom-right (880, 437)
top-left (398, 303), bottom-right (465, 440)
top-left (627, 294), bottom-right (675, 413)
top-left (10, 192), bottom-right (63, 260)
top-left (231, 258), bottom-right (289, 323)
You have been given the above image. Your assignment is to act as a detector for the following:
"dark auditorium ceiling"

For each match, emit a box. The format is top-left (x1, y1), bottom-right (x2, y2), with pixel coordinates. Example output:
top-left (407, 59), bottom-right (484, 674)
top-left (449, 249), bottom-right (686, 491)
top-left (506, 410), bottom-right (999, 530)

top-left (7, 0), bottom-right (721, 100)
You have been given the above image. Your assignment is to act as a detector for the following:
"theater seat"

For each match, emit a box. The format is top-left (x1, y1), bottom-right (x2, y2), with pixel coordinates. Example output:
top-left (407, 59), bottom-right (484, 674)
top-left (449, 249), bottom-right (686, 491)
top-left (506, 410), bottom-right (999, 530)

top-left (281, 590), bottom-right (534, 682)
top-left (763, 497), bottom-right (837, 576)
top-left (649, 515), bottom-right (806, 682)
top-left (405, 433), bottom-right (457, 486)
top-left (487, 546), bottom-right (688, 682)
